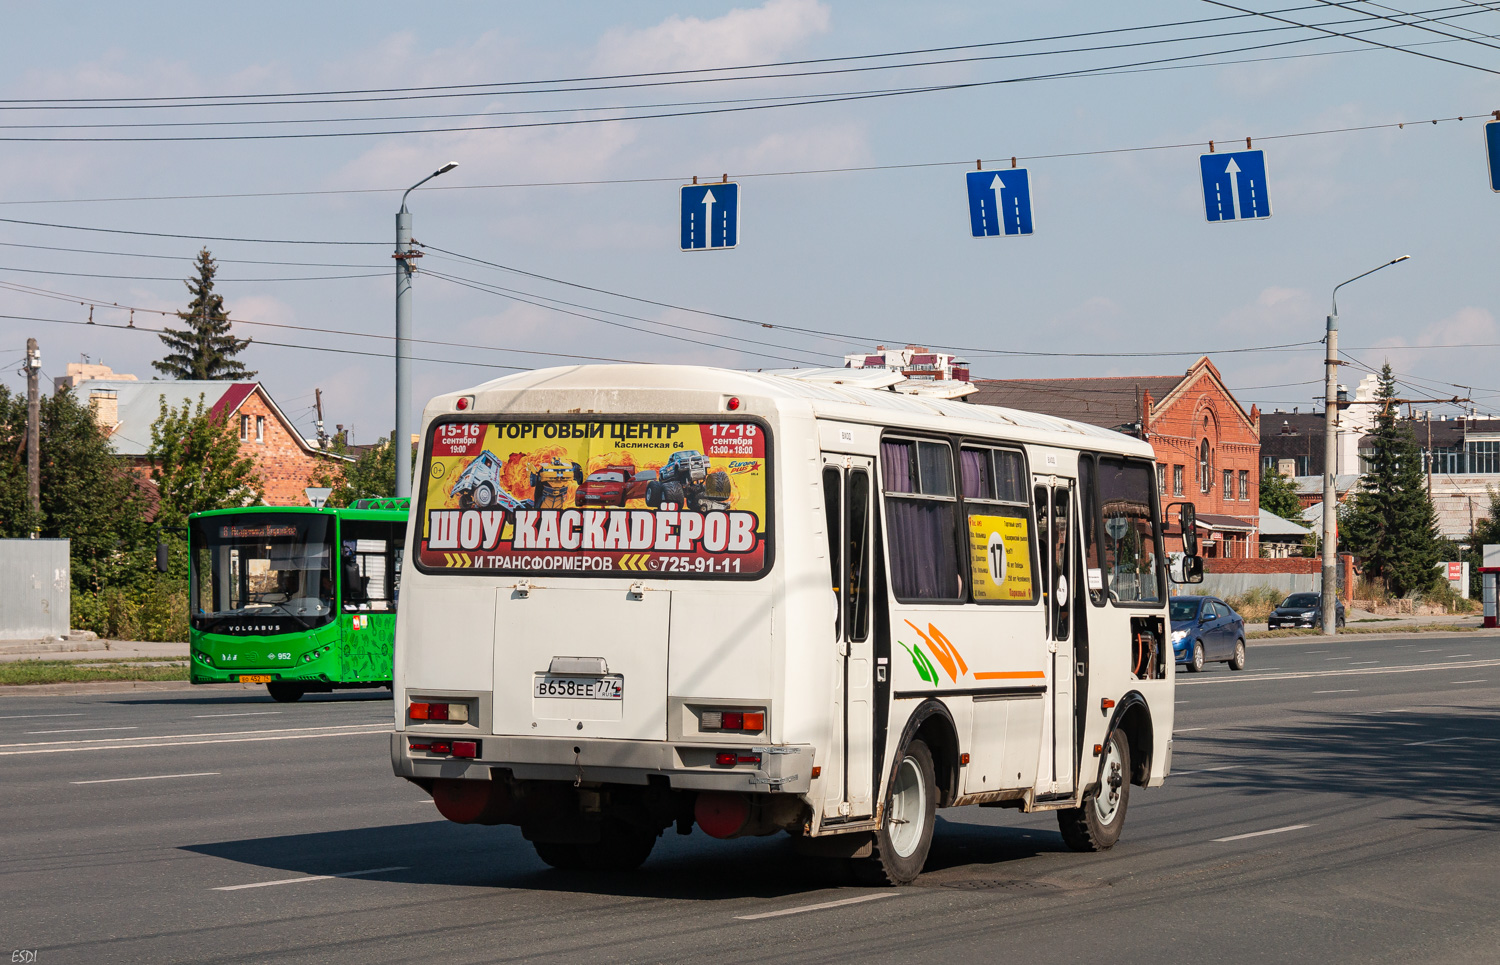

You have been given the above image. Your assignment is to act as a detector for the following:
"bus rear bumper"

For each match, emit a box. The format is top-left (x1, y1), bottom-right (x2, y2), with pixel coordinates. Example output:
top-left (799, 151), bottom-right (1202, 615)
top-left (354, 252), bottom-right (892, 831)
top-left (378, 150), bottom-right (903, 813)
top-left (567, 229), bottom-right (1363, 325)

top-left (391, 732), bottom-right (814, 794)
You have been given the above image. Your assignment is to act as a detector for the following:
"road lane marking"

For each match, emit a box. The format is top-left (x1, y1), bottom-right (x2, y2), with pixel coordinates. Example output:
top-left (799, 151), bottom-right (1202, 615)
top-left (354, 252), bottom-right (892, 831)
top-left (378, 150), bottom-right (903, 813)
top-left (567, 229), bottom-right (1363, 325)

top-left (1304, 650), bottom-right (1328, 653)
top-left (1214, 824), bottom-right (1311, 843)
top-left (0, 722), bottom-right (387, 749)
top-left (1446, 654), bottom-right (1472, 659)
top-left (1452, 679), bottom-right (1487, 684)
top-left (0, 713), bottom-right (84, 720)
top-left (1349, 661), bottom-right (1379, 665)
top-left (1314, 689), bottom-right (1359, 694)
top-left (1172, 765), bottom-right (1243, 777)
top-left (1418, 649), bottom-right (1443, 653)
top-left (0, 726), bottom-right (389, 757)
top-left (192, 712), bottom-right (283, 719)
top-left (214, 866), bottom-right (407, 891)
top-left (72, 772), bottom-right (219, 785)
top-left (1174, 727), bottom-right (1208, 732)
top-left (1325, 657), bottom-right (1352, 661)
top-left (26, 726), bottom-right (138, 735)
top-left (734, 893), bottom-right (898, 920)
top-left (1176, 658), bottom-right (1500, 687)
top-left (1404, 736), bottom-right (1480, 747)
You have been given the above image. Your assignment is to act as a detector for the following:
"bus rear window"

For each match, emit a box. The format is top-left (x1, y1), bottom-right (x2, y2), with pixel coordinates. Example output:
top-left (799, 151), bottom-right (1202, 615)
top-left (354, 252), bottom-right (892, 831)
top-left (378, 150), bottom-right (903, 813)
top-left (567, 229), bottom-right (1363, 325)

top-left (414, 418), bottom-right (771, 580)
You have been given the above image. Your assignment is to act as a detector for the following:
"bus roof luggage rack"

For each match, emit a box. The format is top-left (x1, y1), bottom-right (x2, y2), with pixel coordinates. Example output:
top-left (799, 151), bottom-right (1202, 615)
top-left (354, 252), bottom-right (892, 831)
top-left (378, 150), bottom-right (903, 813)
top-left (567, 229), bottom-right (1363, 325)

top-left (352, 497), bottom-right (411, 511)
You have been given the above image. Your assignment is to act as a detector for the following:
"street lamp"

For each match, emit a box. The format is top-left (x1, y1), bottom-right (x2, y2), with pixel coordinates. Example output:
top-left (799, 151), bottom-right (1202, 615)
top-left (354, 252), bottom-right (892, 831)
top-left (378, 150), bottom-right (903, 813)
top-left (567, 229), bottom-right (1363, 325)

top-left (394, 161), bottom-right (459, 499)
top-left (1321, 254), bottom-right (1409, 634)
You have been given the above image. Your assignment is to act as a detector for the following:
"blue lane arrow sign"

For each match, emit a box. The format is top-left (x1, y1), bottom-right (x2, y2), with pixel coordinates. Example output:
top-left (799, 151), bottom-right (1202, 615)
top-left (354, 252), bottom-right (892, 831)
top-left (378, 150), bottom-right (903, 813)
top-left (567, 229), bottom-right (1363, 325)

top-left (681, 182), bottom-right (740, 250)
top-left (966, 168), bottom-right (1034, 237)
top-left (1486, 120), bottom-right (1500, 192)
top-left (1200, 149), bottom-right (1271, 222)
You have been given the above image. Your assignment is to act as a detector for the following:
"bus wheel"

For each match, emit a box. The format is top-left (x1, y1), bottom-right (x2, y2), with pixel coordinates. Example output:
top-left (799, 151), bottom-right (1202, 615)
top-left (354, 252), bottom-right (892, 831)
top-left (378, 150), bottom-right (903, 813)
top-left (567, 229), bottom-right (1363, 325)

top-left (854, 738), bottom-right (936, 886)
top-left (532, 841), bottom-right (588, 871)
top-left (266, 683), bottom-right (304, 703)
top-left (1058, 728), bottom-right (1130, 852)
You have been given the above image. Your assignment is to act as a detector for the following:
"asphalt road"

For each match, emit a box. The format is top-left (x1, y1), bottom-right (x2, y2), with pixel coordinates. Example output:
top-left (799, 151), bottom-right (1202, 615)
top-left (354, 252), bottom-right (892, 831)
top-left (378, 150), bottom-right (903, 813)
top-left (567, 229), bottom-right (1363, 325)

top-left (2, 632), bottom-right (1497, 964)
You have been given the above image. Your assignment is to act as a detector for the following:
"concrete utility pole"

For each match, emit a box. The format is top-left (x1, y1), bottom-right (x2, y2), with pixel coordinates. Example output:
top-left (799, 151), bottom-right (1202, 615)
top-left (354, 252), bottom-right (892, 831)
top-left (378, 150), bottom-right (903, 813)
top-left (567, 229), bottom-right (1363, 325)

top-left (1323, 256), bottom-right (1409, 634)
top-left (25, 338), bottom-right (40, 534)
top-left (314, 388), bottom-right (326, 450)
top-left (393, 161), bottom-right (458, 498)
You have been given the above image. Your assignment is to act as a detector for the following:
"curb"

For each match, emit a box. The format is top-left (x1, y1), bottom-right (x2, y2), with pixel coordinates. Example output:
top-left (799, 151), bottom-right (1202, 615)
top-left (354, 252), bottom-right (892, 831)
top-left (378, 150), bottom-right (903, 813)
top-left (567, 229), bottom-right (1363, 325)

top-left (1245, 628), bottom-right (1498, 648)
top-left (0, 680), bottom-right (259, 698)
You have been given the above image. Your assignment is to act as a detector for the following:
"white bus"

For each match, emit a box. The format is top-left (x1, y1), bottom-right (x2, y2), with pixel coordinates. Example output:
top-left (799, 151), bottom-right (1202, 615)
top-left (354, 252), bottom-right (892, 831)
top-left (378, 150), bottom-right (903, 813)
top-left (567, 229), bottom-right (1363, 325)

top-left (391, 365), bottom-right (1199, 883)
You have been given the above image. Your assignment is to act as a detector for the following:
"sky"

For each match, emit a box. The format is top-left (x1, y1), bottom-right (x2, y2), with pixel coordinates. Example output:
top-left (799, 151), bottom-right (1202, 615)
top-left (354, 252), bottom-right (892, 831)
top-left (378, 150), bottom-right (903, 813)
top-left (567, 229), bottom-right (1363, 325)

top-left (0, 0), bottom-right (1497, 446)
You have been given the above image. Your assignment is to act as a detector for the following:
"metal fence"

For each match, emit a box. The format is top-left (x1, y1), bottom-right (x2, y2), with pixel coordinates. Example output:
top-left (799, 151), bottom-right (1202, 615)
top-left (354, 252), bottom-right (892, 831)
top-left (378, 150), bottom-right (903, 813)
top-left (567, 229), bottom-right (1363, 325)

top-left (0, 539), bottom-right (70, 641)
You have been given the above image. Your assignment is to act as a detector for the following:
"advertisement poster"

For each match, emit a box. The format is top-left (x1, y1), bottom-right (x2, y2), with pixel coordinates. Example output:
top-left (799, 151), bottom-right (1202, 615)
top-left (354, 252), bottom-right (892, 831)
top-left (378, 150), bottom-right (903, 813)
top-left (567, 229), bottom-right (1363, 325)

top-left (967, 514), bottom-right (1033, 602)
top-left (417, 419), bottom-right (769, 578)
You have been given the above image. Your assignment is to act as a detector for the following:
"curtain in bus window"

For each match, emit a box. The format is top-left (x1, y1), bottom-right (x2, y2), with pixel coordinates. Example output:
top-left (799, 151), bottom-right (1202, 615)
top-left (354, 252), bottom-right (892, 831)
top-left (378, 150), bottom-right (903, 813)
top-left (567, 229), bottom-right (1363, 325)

top-left (960, 448), bottom-right (992, 499)
top-left (881, 441), bottom-right (917, 494)
top-left (1097, 458), bottom-right (1163, 605)
top-left (995, 450), bottom-right (1026, 503)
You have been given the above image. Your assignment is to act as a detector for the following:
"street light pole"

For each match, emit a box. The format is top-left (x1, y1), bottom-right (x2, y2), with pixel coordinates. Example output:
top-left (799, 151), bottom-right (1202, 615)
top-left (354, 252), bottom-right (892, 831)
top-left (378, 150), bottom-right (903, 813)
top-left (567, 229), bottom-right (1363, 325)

top-left (394, 161), bottom-right (458, 499)
top-left (1322, 255), bottom-right (1409, 634)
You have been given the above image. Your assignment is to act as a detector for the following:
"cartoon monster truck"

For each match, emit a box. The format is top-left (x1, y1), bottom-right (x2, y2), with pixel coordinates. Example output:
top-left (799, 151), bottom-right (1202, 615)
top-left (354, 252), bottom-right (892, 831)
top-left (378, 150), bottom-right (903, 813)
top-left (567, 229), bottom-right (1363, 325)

top-left (451, 449), bottom-right (530, 511)
top-left (529, 458), bottom-right (585, 510)
top-left (644, 449), bottom-right (732, 511)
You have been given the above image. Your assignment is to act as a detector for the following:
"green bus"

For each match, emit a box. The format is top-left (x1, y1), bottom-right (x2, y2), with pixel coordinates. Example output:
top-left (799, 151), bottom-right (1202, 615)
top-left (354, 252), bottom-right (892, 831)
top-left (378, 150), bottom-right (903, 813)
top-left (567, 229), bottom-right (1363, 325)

top-left (188, 499), bottom-right (409, 702)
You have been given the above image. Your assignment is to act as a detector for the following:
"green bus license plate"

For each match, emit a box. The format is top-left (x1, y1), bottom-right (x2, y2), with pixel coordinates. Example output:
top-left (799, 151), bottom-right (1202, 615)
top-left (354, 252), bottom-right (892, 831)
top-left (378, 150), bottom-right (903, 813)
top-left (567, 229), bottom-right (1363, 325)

top-left (534, 675), bottom-right (623, 700)
top-left (239, 674), bottom-right (273, 683)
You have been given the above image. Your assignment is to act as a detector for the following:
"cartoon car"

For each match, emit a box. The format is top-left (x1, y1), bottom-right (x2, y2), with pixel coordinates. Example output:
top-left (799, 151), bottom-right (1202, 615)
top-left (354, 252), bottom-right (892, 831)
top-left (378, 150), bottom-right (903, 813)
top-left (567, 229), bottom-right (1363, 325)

top-left (645, 449), bottom-right (732, 511)
top-left (450, 450), bottom-right (531, 511)
top-left (574, 466), bottom-right (662, 508)
top-left (529, 458), bottom-right (585, 510)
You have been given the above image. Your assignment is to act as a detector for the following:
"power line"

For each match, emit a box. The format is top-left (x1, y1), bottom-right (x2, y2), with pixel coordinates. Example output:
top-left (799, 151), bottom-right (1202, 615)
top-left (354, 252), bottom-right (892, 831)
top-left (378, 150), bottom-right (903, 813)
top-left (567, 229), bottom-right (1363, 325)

top-left (0, 215), bottom-right (383, 246)
top-left (0, 239), bottom-right (381, 268)
top-left (0, 265), bottom-right (385, 283)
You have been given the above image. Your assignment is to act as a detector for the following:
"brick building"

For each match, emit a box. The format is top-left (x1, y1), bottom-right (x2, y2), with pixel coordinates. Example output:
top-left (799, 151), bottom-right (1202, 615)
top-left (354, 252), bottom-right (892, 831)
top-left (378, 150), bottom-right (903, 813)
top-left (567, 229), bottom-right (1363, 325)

top-left (71, 375), bottom-right (345, 506)
top-left (969, 356), bottom-right (1262, 557)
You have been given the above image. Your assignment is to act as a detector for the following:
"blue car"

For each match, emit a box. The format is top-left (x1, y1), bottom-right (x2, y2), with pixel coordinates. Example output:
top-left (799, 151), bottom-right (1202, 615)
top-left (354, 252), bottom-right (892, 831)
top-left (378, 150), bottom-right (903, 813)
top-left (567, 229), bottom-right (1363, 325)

top-left (1170, 596), bottom-right (1247, 673)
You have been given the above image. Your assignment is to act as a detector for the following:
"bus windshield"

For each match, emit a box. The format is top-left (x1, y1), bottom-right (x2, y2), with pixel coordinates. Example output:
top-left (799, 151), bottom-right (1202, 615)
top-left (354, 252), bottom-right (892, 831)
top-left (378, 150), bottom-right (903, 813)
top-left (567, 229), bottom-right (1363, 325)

top-left (190, 514), bottom-right (335, 633)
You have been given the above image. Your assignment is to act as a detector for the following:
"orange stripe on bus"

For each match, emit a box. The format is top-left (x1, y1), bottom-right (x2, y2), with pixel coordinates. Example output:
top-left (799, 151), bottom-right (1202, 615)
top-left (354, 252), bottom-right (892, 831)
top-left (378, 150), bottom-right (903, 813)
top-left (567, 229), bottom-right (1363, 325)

top-left (973, 671), bottom-right (1047, 680)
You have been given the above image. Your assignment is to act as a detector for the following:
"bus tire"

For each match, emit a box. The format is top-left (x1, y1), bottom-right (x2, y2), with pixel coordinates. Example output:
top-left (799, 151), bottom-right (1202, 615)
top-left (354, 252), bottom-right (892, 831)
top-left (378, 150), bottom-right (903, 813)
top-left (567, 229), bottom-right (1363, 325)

top-left (532, 841), bottom-right (588, 871)
top-left (266, 683), bottom-right (304, 703)
top-left (853, 738), bottom-right (937, 886)
top-left (1057, 728), bottom-right (1130, 852)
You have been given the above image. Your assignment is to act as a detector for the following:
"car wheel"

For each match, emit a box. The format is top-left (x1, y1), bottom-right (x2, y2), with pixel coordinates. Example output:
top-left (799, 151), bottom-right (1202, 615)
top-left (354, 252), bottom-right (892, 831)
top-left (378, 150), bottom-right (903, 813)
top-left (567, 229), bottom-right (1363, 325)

top-left (1337, 613), bottom-right (1346, 629)
top-left (474, 482), bottom-right (495, 509)
top-left (661, 482), bottom-right (687, 509)
top-left (1058, 728), bottom-right (1131, 851)
top-left (266, 682), bottom-right (304, 703)
top-left (644, 481), bottom-right (663, 509)
top-left (1188, 641), bottom-right (1205, 673)
top-left (1229, 638), bottom-right (1247, 671)
top-left (852, 739), bottom-right (937, 886)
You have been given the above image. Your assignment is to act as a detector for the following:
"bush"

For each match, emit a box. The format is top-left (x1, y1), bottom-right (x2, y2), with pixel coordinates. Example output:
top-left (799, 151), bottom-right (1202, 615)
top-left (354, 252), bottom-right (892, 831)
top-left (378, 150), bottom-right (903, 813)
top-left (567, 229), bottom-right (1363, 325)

top-left (71, 581), bottom-right (189, 642)
top-left (1222, 585), bottom-right (1285, 624)
top-left (1420, 579), bottom-right (1479, 614)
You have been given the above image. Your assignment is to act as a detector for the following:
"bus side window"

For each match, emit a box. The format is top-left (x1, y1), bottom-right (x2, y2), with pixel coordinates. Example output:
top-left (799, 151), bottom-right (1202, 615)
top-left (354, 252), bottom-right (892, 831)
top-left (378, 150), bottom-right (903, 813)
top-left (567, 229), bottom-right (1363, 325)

top-left (880, 438), bottom-right (961, 601)
top-left (846, 468), bottom-right (871, 641)
top-left (341, 521), bottom-right (400, 613)
top-left (822, 466), bottom-right (842, 639)
top-left (1078, 455), bottom-right (1105, 607)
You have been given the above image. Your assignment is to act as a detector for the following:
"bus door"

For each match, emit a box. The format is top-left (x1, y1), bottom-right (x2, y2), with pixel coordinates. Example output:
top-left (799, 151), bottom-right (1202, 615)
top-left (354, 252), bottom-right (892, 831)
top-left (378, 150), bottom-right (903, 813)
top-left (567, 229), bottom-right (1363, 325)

top-left (1033, 477), bottom-right (1076, 797)
top-left (821, 455), bottom-right (876, 819)
top-left (337, 519), bottom-right (404, 681)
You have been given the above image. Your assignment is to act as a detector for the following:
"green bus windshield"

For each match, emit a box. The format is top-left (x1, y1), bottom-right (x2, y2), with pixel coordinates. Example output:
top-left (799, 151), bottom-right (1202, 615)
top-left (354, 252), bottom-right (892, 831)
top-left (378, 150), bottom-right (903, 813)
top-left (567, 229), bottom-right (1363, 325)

top-left (190, 514), bottom-right (336, 635)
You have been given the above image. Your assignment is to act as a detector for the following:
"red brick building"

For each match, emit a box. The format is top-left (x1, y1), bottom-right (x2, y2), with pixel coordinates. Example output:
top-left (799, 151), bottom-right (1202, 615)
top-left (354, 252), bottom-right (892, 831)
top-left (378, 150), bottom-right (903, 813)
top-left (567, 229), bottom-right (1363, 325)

top-left (73, 377), bottom-right (345, 507)
top-left (968, 356), bottom-right (1262, 557)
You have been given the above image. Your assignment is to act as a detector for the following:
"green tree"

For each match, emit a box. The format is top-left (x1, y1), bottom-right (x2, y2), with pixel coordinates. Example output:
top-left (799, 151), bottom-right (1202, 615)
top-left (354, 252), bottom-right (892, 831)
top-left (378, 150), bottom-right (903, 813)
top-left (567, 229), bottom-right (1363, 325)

top-left (0, 387), bottom-right (147, 593)
top-left (1341, 363), bottom-right (1444, 597)
top-left (153, 248), bottom-right (256, 380)
top-left (307, 432), bottom-right (417, 507)
top-left (1259, 467), bottom-right (1304, 522)
top-left (148, 394), bottom-right (262, 530)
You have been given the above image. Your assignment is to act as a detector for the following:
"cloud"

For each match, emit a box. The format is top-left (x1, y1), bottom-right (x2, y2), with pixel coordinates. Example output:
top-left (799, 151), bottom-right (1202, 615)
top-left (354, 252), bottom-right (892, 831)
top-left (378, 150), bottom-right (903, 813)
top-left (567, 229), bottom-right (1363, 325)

top-left (1218, 286), bottom-right (1317, 336)
top-left (593, 0), bottom-right (831, 74)
top-left (1369, 306), bottom-right (1497, 383)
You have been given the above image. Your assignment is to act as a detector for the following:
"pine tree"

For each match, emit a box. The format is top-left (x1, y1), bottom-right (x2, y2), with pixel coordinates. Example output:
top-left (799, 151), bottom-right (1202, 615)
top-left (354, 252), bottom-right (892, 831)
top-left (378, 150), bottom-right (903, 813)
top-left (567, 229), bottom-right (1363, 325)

top-left (153, 248), bottom-right (256, 380)
top-left (1341, 362), bottom-right (1443, 597)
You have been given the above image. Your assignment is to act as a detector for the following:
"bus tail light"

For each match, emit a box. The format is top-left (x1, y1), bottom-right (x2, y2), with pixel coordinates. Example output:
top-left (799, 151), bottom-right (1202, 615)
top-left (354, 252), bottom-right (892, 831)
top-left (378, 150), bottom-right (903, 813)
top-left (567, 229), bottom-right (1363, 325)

top-left (453, 741), bottom-right (478, 759)
top-left (410, 702), bottom-right (430, 720)
top-left (699, 708), bottom-right (766, 732)
top-left (713, 752), bottom-right (762, 767)
top-left (408, 701), bottom-right (470, 723)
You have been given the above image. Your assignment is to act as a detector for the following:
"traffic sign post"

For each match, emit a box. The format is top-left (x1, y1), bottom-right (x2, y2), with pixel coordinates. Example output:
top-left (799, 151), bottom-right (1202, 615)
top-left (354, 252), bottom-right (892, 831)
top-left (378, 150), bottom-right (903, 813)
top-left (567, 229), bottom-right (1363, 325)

top-left (1200, 149), bottom-right (1271, 222)
top-left (681, 182), bottom-right (740, 250)
top-left (966, 168), bottom-right (1034, 237)
top-left (1486, 120), bottom-right (1500, 192)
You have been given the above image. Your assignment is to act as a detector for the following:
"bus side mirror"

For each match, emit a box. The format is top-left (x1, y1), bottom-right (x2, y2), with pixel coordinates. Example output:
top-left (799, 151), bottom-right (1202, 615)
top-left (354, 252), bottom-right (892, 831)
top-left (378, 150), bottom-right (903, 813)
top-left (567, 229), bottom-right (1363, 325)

top-left (156, 541), bottom-right (170, 573)
top-left (1179, 555), bottom-right (1204, 584)
top-left (1169, 501), bottom-right (1198, 557)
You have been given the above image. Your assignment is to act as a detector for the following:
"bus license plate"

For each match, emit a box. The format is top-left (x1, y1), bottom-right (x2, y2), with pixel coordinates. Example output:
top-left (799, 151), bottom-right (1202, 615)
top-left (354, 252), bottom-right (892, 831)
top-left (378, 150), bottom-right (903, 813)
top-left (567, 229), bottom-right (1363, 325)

top-left (239, 675), bottom-right (273, 683)
top-left (534, 675), bottom-right (623, 700)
